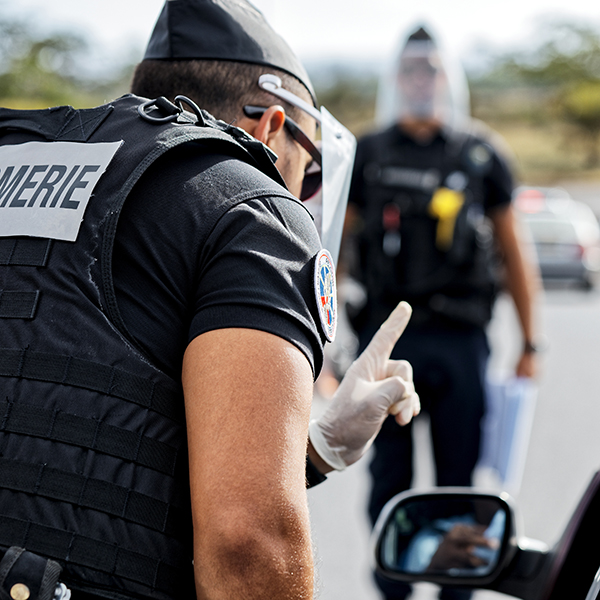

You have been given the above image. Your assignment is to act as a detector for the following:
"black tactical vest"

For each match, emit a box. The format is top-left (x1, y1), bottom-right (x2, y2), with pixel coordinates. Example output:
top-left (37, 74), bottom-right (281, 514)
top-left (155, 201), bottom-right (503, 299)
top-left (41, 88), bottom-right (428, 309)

top-left (356, 125), bottom-right (500, 328)
top-left (0, 95), bottom-right (285, 600)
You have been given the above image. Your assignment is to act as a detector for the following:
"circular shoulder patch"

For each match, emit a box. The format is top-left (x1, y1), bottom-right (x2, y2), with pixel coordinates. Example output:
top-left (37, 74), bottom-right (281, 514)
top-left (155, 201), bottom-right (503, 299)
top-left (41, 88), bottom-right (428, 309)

top-left (468, 143), bottom-right (492, 168)
top-left (314, 249), bottom-right (337, 342)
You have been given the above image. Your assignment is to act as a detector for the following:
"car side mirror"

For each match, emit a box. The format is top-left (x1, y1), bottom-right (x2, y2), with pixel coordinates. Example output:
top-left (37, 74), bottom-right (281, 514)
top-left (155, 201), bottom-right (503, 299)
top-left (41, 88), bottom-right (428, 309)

top-left (373, 489), bottom-right (518, 588)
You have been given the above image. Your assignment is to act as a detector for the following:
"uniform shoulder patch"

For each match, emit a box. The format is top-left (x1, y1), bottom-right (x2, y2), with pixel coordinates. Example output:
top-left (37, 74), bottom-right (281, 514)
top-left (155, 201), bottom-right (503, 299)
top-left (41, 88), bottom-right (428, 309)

top-left (314, 249), bottom-right (337, 342)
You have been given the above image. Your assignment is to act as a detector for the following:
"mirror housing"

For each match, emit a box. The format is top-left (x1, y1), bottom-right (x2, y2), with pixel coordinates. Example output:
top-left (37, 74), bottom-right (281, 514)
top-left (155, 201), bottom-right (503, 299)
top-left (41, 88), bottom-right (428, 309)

top-left (372, 488), bottom-right (519, 588)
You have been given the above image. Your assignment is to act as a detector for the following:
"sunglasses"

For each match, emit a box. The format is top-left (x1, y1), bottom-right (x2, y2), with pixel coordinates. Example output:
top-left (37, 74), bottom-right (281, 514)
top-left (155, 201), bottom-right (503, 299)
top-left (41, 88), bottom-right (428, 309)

top-left (243, 105), bottom-right (322, 201)
top-left (400, 63), bottom-right (439, 77)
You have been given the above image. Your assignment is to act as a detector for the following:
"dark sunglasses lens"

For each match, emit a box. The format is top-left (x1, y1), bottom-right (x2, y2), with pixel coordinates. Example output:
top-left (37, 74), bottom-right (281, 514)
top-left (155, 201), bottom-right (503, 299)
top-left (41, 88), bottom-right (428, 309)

top-left (300, 169), bottom-right (322, 202)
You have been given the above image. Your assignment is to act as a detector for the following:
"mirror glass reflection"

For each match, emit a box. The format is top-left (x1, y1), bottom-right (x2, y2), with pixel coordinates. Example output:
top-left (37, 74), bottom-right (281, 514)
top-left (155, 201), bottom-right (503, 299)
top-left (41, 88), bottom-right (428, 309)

top-left (379, 497), bottom-right (507, 578)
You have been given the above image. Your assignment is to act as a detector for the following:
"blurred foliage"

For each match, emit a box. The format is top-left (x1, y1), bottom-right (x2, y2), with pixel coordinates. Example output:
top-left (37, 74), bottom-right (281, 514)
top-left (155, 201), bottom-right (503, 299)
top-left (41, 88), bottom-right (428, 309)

top-left (1, 14), bottom-right (87, 107)
top-left (476, 21), bottom-right (600, 86)
top-left (469, 20), bottom-right (600, 178)
top-left (556, 81), bottom-right (600, 167)
top-left (0, 10), bottom-right (134, 109)
top-left (2, 7), bottom-right (600, 183)
top-left (310, 67), bottom-right (378, 138)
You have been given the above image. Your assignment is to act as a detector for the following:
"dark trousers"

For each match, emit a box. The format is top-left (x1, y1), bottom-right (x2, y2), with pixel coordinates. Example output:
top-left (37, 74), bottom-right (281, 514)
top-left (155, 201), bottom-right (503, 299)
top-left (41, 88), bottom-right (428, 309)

top-left (360, 324), bottom-right (489, 600)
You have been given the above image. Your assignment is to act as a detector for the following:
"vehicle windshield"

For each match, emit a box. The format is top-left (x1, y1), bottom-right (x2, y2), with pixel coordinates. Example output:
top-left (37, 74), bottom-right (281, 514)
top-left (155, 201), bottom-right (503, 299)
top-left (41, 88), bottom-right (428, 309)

top-left (526, 219), bottom-right (579, 244)
top-left (524, 209), bottom-right (600, 245)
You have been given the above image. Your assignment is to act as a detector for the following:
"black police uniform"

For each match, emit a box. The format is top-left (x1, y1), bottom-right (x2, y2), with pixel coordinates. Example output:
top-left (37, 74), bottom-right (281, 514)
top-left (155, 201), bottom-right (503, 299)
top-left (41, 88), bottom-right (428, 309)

top-left (348, 123), bottom-right (513, 600)
top-left (0, 95), bottom-right (325, 600)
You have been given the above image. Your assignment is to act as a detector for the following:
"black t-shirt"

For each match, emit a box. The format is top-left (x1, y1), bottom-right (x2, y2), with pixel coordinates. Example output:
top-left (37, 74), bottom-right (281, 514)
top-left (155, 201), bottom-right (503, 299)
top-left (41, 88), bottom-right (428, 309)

top-left (112, 144), bottom-right (325, 380)
top-left (349, 124), bottom-right (514, 213)
top-left (347, 123), bottom-right (515, 329)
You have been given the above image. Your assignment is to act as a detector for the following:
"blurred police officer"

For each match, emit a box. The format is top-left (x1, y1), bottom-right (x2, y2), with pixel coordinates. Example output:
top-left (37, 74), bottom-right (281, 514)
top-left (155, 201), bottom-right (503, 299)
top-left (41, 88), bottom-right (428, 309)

top-left (0, 2), bottom-right (420, 600)
top-left (348, 25), bottom-right (539, 600)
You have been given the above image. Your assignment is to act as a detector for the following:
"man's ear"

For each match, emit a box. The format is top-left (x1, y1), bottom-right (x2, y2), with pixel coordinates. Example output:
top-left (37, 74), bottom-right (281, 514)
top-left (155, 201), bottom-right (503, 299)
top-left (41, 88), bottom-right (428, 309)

top-left (241, 105), bottom-right (286, 147)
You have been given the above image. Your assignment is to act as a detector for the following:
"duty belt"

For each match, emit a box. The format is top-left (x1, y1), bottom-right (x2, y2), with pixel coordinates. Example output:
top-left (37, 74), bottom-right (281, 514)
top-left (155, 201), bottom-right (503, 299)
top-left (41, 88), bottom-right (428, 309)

top-left (0, 547), bottom-right (70, 600)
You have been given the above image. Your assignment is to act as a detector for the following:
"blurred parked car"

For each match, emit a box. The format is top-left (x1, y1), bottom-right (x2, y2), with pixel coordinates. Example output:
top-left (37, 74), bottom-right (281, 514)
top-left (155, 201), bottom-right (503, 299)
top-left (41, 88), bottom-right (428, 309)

top-left (514, 186), bottom-right (600, 289)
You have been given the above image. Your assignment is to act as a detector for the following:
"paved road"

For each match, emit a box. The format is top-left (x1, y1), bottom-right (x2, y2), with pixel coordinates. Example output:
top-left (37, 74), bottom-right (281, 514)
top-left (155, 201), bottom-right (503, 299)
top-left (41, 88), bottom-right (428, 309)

top-left (308, 283), bottom-right (600, 599)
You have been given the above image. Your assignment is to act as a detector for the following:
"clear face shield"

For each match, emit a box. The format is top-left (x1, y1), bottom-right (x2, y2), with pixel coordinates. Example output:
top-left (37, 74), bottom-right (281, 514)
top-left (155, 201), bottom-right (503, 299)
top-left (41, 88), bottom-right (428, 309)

top-left (257, 74), bottom-right (357, 265)
top-left (375, 30), bottom-right (470, 130)
top-left (397, 43), bottom-right (447, 121)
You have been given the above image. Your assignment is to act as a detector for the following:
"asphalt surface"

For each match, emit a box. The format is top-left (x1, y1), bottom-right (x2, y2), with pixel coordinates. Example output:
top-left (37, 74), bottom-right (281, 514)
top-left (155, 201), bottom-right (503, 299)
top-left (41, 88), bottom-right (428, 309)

top-left (308, 282), bottom-right (600, 600)
top-left (307, 181), bottom-right (600, 599)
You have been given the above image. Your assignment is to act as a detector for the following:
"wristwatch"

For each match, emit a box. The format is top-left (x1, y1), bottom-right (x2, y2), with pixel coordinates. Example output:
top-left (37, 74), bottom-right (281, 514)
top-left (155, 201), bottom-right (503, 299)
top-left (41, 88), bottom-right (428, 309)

top-left (524, 339), bottom-right (544, 354)
top-left (306, 454), bottom-right (327, 488)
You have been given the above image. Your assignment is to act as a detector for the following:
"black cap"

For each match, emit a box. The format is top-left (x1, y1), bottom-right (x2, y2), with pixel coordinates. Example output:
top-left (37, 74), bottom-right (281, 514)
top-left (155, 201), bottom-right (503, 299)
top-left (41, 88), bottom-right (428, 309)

top-left (407, 26), bottom-right (433, 43)
top-left (144, 0), bottom-right (316, 104)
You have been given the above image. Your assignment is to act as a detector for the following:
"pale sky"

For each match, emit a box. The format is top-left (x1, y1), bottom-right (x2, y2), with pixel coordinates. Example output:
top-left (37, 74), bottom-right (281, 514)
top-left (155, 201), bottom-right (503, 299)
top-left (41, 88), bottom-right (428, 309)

top-left (4, 0), bottom-right (600, 74)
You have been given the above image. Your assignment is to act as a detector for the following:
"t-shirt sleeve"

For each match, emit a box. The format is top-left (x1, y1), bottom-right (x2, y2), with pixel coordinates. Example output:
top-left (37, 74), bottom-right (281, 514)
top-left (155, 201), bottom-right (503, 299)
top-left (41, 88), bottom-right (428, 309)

top-left (190, 194), bottom-right (325, 377)
top-left (483, 151), bottom-right (514, 212)
top-left (113, 147), bottom-right (326, 380)
top-left (477, 131), bottom-right (516, 213)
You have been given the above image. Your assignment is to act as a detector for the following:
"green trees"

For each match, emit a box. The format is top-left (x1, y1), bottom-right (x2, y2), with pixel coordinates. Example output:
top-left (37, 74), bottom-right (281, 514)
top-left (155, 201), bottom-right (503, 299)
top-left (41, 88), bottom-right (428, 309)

top-left (0, 10), bottom-right (133, 109)
top-left (504, 21), bottom-right (600, 167)
top-left (559, 81), bottom-right (600, 167)
top-left (0, 14), bottom-right (86, 107)
top-left (470, 21), bottom-right (600, 172)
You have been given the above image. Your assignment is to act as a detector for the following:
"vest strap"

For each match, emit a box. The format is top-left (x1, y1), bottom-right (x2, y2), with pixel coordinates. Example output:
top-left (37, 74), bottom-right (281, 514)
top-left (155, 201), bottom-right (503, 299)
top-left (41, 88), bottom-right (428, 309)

top-left (0, 292), bottom-right (40, 319)
top-left (0, 349), bottom-right (182, 423)
top-left (0, 458), bottom-right (184, 536)
top-left (0, 239), bottom-right (52, 267)
top-left (0, 105), bottom-right (113, 142)
top-left (0, 400), bottom-right (178, 476)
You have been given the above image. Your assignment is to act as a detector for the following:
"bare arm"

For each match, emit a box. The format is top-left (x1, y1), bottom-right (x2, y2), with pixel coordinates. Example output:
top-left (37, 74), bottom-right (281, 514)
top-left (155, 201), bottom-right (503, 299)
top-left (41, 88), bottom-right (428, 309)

top-left (182, 328), bottom-right (315, 600)
top-left (490, 205), bottom-right (541, 378)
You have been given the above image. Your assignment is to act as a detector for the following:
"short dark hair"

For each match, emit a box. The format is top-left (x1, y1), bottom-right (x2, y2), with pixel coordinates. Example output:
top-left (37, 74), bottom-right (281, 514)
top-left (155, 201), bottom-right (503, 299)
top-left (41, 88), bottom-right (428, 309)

top-left (130, 59), bottom-right (311, 123)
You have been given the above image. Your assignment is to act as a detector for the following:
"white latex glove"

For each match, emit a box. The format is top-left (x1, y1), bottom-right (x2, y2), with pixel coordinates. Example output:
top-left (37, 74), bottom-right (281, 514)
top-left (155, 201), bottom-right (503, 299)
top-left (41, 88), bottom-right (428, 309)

top-left (309, 301), bottom-right (420, 471)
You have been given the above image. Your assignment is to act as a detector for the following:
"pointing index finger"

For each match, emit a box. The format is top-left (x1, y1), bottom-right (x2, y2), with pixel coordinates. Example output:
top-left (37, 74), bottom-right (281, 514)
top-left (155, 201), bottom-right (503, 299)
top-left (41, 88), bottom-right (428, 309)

top-left (361, 301), bottom-right (412, 365)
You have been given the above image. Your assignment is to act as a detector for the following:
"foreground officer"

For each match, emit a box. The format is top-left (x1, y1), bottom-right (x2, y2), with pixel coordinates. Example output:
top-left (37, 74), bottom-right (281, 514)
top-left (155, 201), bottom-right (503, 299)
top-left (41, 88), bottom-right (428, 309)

top-left (0, 2), bottom-right (419, 600)
top-left (128, 0), bottom-right (421, 480)
top-left (347, 25), bottom-right (539, 600)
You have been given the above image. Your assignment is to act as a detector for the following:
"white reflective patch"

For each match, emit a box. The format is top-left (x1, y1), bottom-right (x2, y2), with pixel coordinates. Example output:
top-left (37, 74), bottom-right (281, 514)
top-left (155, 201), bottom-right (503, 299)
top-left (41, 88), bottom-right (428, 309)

top-left (0, 140), bottom-right (122, 242)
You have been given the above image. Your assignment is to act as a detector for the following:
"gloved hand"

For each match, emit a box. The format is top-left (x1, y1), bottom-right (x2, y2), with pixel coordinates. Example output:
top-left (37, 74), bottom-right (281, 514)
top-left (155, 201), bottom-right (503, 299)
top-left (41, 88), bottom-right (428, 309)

top-left (309, 301), bottom-right (420, 471)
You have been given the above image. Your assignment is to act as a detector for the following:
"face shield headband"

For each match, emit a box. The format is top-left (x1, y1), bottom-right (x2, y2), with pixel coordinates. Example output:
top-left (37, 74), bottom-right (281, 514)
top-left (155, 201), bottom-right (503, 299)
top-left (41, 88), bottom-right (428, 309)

top-left (258, 74), bottom-right (357, 265)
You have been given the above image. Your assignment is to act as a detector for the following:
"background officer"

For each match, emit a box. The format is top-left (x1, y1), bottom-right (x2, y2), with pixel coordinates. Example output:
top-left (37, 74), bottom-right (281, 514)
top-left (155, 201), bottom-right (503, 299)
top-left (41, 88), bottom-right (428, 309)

top-left (347, 24), bottom-right (539, 600)
top-left (0, 2), bottom-right (418, 600)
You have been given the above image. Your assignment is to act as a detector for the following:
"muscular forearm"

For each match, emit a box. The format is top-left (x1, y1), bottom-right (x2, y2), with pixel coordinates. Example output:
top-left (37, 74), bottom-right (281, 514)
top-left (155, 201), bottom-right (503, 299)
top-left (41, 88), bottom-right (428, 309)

top-left (183, 328), bottom-right (316, 599)
top-left (503, 242), bottom-right (537, 344)
top-left (492, 206), bottom-right (540, 376)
